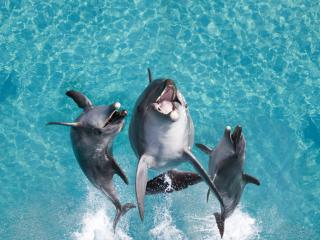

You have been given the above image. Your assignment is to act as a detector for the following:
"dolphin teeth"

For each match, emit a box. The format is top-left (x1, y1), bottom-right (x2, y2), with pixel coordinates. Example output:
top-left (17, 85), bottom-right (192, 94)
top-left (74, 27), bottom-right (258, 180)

top-left (103, 110), bottom-right (127, 127)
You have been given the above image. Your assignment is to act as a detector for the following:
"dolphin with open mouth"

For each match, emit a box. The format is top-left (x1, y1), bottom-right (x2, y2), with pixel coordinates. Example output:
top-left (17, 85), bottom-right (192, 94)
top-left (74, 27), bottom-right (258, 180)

top-left (48, 90), bottom-right (135, 230)
top-left (129, 69), bottom-right (223, 220)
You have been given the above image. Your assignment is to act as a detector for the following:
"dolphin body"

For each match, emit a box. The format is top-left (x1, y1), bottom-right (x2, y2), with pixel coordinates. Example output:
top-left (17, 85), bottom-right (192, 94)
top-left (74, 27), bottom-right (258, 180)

top-left (129, 69), bottom-right (223, 220)
top-left (48, 90), bottom-right (135, 230)
top-left (196, 125), bottom-right (260, 237)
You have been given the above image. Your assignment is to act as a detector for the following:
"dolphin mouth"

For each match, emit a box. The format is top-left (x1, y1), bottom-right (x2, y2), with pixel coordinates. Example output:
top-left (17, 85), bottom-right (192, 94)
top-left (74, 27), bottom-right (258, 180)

top-left (156, 79), bottom-right (181, 105)
top-left (231, 125), bottom-right (242, 147)
top-left (103, 110), bottom-right (127, 127)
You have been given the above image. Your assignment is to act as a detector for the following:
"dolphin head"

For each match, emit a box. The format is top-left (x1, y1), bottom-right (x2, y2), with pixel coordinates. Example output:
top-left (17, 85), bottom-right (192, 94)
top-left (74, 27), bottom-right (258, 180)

top-left (223, 125), bottom-right (246, 159)
top-left (78, 102), bottom-right (127, 136)
top-left (145, 79), bottom-right (187, 122)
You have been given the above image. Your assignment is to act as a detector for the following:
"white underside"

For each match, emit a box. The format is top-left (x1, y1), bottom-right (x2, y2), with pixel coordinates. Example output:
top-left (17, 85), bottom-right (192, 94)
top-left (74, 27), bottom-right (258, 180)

top-left (144, 106), bottom-right (189, 169)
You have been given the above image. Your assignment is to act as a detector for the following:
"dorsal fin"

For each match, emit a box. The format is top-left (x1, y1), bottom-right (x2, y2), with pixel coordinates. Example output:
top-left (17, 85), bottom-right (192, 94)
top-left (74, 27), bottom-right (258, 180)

top-left (66, 90), bottom-right (93, 109)
top-left (147, 68), bottom-right (152, 83)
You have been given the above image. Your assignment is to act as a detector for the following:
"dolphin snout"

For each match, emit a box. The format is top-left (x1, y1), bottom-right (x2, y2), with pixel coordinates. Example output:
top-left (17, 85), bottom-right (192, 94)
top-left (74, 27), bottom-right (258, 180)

top-left (231, 125), bottom-right (242, 144)
top-left (165, 79), bottom-right (174, 86)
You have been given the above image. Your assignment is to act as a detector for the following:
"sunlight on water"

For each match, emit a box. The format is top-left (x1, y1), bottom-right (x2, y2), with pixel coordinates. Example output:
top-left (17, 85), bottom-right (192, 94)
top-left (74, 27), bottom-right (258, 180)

top-left (0, 0), bottom-right (319, 239)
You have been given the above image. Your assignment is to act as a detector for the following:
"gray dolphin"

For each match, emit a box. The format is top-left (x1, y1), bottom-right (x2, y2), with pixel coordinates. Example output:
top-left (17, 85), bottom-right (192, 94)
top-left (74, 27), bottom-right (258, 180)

top-left (129, 69), bottom-right (223, 220)
top-left (48, 90), bottom-right (135, 230)
top-left (144, 125), bottom-right (260, 238)
top-left (196, 125), bottom-right (260, 237)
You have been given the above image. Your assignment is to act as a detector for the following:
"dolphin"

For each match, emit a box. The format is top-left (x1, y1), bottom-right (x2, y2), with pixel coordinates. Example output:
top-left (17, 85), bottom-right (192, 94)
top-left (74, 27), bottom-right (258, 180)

top-left (129, 69), bottom-right (223, 220)
top-left (48, 90), bottom-right (135, 230)
top-left (144, 125), bottom-right (260, 238)
top-left (196, 125), bottom-right (260, 237)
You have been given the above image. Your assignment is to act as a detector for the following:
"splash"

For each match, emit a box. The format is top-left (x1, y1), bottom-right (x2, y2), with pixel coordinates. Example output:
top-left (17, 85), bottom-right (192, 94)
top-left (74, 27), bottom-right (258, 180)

top-left (72, 187), bottom-right (132, 240)
top-left (187, 207), bottom-right (261, 240)
top-left (164, 173), bottom-right (173, 193)
top-left (149, 198), bottom-right (186, 240)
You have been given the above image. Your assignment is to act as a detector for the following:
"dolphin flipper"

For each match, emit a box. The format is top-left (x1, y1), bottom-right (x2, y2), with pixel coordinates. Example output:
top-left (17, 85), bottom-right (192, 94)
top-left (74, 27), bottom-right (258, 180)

top-left (195, 143), bottom-right (213, 154)
top-left (47, 121), bottom-right (81, 127)
top-left (136, 154), bottom-right (152, 220)
top-left (146, 170), bottom-right (202, 195)
top-left (243, 173), bottom-right (260, 186)
top-left (66, 90), bottom-right (93, 109)
top-left (109, 155), bottom-right (129, 185)
top-left (183, 150), bottom-right (224, 207)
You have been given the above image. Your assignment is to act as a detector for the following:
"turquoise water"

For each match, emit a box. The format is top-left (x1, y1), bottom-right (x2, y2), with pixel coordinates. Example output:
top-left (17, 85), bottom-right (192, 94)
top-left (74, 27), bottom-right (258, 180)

top-left (1, 0), bottom-right (319, 239)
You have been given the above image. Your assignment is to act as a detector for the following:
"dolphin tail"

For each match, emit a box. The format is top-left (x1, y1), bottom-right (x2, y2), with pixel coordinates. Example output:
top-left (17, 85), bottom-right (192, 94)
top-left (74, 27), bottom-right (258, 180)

top-left (214, 212), bottom-right (225, 238)
top-left (113, 203), bottom-right (136, 231)
top-left (145, 170), bottom-right (202, 195)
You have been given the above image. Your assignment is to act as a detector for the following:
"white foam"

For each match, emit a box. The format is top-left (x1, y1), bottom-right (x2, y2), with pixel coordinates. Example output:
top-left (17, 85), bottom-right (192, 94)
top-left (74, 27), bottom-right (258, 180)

top-left (187, 207), bottom-right (261, 240)
top-left (164, 173), bottom-right (173, 193)
top-left (149, 198), bottom-right (186, 240)
top-left (72, 187), bottom-right (132, 240)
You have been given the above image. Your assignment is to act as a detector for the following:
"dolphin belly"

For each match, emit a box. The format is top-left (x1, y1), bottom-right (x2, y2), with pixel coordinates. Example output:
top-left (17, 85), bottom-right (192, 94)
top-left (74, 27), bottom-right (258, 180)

top-left (143, 108), bottom-right (189, 169)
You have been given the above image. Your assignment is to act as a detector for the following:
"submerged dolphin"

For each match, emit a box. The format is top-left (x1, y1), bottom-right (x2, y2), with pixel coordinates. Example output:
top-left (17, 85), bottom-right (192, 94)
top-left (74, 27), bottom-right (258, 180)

top-left (196, 125), bottom-right (260, 237)
top-left (48, 90), bottom-right (135, 230)
top-left (129, 69), bottom-right (223, 220)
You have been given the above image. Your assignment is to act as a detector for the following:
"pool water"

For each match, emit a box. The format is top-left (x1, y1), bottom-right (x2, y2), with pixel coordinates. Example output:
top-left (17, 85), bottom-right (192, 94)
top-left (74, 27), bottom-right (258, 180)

top-left (0, 1), bottom-right (319, 239)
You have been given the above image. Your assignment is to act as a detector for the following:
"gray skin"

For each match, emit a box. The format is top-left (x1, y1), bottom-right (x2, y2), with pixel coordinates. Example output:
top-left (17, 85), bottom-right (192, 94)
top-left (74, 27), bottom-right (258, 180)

top-left (48, 90), bottom-right (135, 231)
top-left (196, 125), bottom-right (260, 238)
top-left (129, 70), bottom-right (223, 220)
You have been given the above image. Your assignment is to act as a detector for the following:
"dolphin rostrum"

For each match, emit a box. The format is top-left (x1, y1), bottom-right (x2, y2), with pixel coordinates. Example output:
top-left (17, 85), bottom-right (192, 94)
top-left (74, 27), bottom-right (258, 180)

top-left (129, 69), bottom-right (223, 220)
top-left (48, 90), bottom-right (135, 230)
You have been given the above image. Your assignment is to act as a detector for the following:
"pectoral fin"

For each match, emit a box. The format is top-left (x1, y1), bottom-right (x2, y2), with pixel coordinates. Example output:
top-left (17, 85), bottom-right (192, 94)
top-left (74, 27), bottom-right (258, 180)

top-left (136, 154), bottom-right (151, 220)
top-left (109, 155), bottom-right (129, 185)
top-left (183, 150), bottom-right (224, 207)
top-left (66, 90), bottom-right (93, 109)
top-left (243, 173), bottom-right (260, 186)
top-left (47, 121), bottom-right (81, 127)
top-left (195, 143), bottom-right (213, 155)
